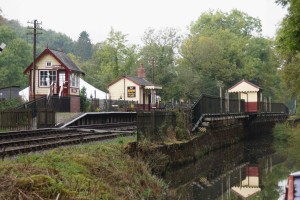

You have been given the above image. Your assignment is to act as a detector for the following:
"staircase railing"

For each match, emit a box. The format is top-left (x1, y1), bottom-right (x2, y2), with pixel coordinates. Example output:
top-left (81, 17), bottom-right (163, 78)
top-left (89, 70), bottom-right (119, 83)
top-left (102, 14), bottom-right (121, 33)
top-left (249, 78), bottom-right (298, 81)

top-left (191, 94), bottom-right (245, 131)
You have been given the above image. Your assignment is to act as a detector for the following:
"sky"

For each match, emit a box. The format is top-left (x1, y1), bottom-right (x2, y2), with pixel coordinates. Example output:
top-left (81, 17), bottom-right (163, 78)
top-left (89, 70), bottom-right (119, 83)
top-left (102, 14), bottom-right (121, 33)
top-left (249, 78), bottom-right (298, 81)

top-left (1, 0), bottom-right (287, 44)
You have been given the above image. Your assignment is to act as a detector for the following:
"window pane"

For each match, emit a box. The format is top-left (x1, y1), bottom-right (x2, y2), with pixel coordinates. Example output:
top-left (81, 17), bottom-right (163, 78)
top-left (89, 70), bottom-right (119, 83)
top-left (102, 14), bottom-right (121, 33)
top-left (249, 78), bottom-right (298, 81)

top-left (39, 70), bottom-right (56, 87)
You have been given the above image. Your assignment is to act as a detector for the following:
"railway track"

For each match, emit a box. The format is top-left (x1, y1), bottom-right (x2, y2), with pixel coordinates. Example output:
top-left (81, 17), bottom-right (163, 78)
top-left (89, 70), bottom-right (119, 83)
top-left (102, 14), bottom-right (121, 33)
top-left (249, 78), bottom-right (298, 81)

top-left (0, 122), bottom-right (136, 158)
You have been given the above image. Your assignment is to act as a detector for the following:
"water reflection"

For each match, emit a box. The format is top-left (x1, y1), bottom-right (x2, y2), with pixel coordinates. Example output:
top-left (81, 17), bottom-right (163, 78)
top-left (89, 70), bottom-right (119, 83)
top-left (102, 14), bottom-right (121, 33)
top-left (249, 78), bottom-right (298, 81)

top-left (165, 133), bottom-right (287, 199)
top-left (231, 165), bottom-right (261, 199)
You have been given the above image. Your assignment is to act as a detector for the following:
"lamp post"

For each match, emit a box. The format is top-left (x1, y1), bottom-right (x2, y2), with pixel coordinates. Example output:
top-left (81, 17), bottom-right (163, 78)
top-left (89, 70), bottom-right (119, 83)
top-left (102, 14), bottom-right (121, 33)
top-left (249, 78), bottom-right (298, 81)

top-left (217, 81), bottom-right (224, 113)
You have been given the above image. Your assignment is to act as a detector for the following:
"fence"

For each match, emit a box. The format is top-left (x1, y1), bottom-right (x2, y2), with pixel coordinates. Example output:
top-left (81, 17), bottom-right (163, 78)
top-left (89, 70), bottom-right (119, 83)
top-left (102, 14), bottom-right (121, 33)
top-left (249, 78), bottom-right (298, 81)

top-left (0, 108), bottom-right (56, 131)
top-left (18, 96), bottom-right (71, 112)
top-left (36, 108), bottom-right (56, 128)
top-left (0, 109), bottom-right (32, 131)
top-left (191, 94), bottom-right (245, 127)
top-left (259, 102), bottom-right (289, 113)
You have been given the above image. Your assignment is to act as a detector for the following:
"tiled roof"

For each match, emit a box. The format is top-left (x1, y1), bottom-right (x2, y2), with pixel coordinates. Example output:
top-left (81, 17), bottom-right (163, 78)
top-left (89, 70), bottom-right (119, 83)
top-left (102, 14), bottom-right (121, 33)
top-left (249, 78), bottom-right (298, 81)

top-left (49, 49), bottom-right (84, 74)
top-left (125, 76), bottom-right (154, 86)
top-left (24, 48), bottom-right (85, 75)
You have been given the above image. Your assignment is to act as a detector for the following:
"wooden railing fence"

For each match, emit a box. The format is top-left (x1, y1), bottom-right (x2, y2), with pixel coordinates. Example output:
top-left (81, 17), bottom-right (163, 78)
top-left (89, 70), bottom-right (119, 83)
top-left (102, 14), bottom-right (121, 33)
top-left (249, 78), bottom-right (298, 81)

top-left (0, 108), bottom-right (56, 131)
top-left (0, 109), bottom-right (32, 131)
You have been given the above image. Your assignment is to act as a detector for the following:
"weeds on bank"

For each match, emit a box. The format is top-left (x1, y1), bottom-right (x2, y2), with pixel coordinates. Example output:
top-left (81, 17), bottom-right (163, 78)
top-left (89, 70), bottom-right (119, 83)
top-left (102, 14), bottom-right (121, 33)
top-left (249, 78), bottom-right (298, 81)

top-left (0, 137), bottom-right (167, 200)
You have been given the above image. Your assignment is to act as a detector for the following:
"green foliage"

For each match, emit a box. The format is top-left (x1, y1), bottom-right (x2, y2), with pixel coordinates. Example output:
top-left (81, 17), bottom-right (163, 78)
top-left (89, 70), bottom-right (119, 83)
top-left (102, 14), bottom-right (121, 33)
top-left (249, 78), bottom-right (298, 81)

top-left (190, 9), bottom-right (262, 37)
top-left (178, 9), bottom-right (280, 101)
top-left (76, 31), bottom-right (93, 60)
top-left (139, 27), bottom-right (181, 100)
top-left (174, 109), bottom-right (191, 140)
top-left (0, 98), bottom-right (23, 110)
top-left (80, 86), bottom-right (89, 112)
top-left (81, 28), bottom-right (138, 91)
top-left (0, 137), bottom-right (167, 199)
top-left (276, 0), bottom-right (300, 100)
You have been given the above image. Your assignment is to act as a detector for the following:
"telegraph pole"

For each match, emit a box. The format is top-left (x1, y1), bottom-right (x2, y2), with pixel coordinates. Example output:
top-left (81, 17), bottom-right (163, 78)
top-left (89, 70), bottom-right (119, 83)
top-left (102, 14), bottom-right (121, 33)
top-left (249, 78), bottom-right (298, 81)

top-left (27, 20), bottom-right (42, 119)
top-left (28, 20), bottom-right (42, 101)
top-left (151, 57), bottom-right (155, 84)
top-left (217, 81), bottom-right (224, 113)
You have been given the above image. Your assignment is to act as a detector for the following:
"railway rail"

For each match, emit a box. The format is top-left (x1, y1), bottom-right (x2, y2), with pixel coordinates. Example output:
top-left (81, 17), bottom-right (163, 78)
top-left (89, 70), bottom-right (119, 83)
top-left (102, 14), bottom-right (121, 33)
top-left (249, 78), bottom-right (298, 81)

top-left (0, 122), bottom-right (136, 158)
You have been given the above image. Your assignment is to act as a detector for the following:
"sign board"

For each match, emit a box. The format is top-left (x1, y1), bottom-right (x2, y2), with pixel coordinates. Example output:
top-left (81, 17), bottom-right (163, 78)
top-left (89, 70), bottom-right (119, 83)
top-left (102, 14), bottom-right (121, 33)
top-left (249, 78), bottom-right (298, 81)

top-left (127, 86), bottom-right (136, 98)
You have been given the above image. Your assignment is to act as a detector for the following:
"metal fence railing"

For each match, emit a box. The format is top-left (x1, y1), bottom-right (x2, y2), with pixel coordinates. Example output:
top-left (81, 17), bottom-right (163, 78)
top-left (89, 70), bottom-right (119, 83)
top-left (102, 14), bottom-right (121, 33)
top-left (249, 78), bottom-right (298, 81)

top-left (191, 94), bottom-right (245, 127)
top-left (259, 102), bottom-right (289, 113)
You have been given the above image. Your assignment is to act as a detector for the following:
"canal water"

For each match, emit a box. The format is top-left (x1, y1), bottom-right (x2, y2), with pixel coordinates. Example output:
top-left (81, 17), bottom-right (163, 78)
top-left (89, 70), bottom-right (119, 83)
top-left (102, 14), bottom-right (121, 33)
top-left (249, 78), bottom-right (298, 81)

top-left (164, 131), bottom-right (291, 200)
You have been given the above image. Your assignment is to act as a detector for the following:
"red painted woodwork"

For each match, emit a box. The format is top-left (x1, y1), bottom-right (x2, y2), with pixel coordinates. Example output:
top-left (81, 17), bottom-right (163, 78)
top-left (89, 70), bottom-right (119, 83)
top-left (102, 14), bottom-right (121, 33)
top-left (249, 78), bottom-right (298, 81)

top-left (245, 102), bottom-right (258, 112)
top-left (246, 166), bottom-right (259, 177)
top-left (287, 176), bottom-right (294, 200)
top-left (23, 48), bottom-right (71, 75)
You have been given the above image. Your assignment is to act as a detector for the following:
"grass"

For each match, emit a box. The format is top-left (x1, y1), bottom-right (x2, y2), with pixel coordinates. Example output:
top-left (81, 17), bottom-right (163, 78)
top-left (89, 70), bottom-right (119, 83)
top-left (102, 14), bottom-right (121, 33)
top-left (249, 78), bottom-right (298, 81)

top-left (0, 136), bottom-right (167, 200)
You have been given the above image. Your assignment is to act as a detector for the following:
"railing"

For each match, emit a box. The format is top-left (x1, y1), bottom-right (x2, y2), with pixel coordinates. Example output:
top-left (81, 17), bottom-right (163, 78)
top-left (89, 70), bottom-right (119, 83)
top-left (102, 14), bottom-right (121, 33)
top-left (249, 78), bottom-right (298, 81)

top-left (191, 94), bottom-right (245, 127)
top-left (0, 109), bottom-right (32, 131)
top-left (17, 96), bottom-right (70, 112)
top-left (0, 108), bottom-right (56, 130)
top-left (259, 102), bottom-right (289, 114)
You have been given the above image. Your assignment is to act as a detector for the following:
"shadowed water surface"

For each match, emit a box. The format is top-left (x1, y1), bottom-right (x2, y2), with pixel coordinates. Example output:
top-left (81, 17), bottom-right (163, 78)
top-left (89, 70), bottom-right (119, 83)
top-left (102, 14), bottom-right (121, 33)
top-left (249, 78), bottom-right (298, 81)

top-left (165, 132), bottom-right (288, 199)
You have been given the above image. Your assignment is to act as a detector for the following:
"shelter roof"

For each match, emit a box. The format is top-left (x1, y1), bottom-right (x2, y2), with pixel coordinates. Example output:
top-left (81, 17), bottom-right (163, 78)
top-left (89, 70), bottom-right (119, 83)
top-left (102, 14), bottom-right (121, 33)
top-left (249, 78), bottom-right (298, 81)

top-left (228, 79), bottom-right (262, 93)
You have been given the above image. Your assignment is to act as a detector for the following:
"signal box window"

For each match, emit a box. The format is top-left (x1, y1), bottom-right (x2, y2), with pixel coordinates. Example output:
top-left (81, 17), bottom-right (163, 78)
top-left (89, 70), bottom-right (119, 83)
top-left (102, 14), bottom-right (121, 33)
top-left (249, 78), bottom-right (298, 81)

top-left (40, 70), bottom-right (56, 87)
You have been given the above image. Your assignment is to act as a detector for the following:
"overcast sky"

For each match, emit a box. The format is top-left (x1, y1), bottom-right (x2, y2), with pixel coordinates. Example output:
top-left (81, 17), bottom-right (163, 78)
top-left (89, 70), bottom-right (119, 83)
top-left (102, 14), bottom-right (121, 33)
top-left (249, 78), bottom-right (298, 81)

top-left (1, 0), bottom-right (287, 44)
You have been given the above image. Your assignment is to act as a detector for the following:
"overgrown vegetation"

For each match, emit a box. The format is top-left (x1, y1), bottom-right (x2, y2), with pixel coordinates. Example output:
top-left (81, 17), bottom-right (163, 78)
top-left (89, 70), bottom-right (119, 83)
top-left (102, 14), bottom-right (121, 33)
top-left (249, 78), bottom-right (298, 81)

top-left (153, 110), bottom-right (192, 143)
top-left (0, 97), bottom-right (23, 109)
top-left (0, 137), bottom-right (167, 200)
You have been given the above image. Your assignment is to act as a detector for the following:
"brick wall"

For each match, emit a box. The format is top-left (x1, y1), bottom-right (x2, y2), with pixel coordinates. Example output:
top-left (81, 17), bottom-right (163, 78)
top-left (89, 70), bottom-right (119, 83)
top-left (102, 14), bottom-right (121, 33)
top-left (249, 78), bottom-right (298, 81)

top-left (70, 96), bottom-right (80, 112)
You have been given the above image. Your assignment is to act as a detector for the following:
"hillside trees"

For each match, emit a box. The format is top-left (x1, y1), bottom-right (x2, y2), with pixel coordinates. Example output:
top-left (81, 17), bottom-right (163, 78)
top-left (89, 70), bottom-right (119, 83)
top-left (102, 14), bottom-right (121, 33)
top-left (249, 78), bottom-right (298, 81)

top-left (275, 0), bottom-right (300, 99)
top-left (0, 24), bottom-right (31, 88)
top-left (177, 9), bottom-right (281, 101)
top-left (139, 28), bottom-right (182, 100)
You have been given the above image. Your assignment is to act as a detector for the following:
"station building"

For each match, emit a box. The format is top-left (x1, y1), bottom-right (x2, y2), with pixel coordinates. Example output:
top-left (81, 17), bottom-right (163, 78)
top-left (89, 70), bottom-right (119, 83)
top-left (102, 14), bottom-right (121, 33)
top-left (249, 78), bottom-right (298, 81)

top-left (108, 64), bottom-right (162, 111)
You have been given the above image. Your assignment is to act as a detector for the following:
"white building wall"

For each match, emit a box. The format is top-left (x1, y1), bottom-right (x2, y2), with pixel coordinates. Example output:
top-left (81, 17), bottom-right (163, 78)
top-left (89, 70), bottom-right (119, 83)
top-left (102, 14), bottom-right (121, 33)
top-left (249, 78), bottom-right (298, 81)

top-left (31, 54), bottom-right (61, 95)
top-left (108, 78), bottom-right (141, 103)
top-left (241, 92), bottom-right (257, 102)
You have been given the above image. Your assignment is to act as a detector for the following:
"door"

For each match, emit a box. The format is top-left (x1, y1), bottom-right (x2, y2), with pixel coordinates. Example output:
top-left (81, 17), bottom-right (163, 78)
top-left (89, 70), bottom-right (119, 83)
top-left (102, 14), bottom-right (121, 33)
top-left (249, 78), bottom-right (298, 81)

top-left (57, 71), bottom-right (67, 96)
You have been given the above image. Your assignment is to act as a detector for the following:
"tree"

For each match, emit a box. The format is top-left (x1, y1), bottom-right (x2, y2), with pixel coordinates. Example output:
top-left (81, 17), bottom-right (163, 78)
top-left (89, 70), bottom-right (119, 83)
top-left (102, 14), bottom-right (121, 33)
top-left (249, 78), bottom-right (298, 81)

top-left (190, 9), bottom-right (262, 37)
top-left (275, 0), bottom-right (300, 99)
top-left (76, 31), bottom-right (93, 60)
top-left (0, 24), bottom-right (31, 88)
top-left (80, 86), bottom-right (89, 112)
top-left (177, 9), bottom-right (280, 101)
top-left (81, 28), bottom-right (138, 90)
top-left (139, 27), bottom-right (182, 100)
